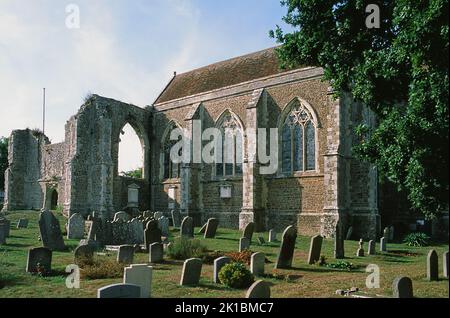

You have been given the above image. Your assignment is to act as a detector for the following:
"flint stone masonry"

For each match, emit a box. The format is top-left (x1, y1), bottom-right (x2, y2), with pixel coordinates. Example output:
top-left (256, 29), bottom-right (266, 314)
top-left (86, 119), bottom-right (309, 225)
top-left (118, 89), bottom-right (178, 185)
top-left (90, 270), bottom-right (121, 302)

top-left (38, 210), bottom-right (66, 251)
top-left (275, 225), bottom-right (297, 269)
top-left (180, 258), bottom-right (203, 286)
top-left (392, 276), bottom-right (413, 298)
top-left (213, 256), bottom-right (231, 284)
top-left (246, 280), bottom-right (270, 298)
top-left (251, 252), bottom-right (265, 276)
top-left (67, 213), bottom-right (85, 239)
top-left (204, 218), bottom-right (219, 239)
top-left (307, 235), bottom-right (323, 265)
top-left (26, 247), bottom-right (52, 274)
top-left (124, 264), bottom-right (153, 298)
top-left (97, 283), bottom-right (141, 298)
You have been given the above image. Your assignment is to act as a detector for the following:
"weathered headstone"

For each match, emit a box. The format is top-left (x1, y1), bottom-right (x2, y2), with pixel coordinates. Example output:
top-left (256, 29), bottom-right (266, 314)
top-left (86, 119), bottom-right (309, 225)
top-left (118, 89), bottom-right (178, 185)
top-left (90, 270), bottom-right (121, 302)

top-left (427, 249), bottom-right (439, 281)
top-left (67, 213), bottom-right (85, 239)
top-left (149, 243), bottom-right (164, 263)
top-left (198, 223), bottom-right (207, 234)
top-left (380, 237), bottom-right (387, 252)
top-left (16, 219), bottom-right (29, 229)
top-left (74, 244), bottom-right (94, 265)
top-left (0, 218), bottom-right (10, 237)
top-left (204, 218), bottom-right (219, 239)
top-left (334, 222), bottom-right (345, 259)
top-left (180, 258), bottom-right (203, 286)
top-left (38, 210), bottom-right (66, 251)
top-left (117, 245), bottom-right (135, 264)
top-left (113, 211), bottom-right (129, 222)
top-left (26, 247), bottom-right (52, 274)
top-left (356, 239), bottom-right (364, 257)
top-left (389, 225), bottom-right (395, 241)
top-left (246, 280), bottom-right (270, 298)
top-left (129, 218), bottom-right (144, 244)
top-left (239, 237), bottom-right (250, 252)
top-left (143, 211), bottom-right (153, 219)
top-left (144, 221), bottom-right (162, 251)
top-left (268, 229), bottom-right (277, 242)
top-left (124, 264), bottom-right (153, 298)
top-left (392, 276), bottom-right (413, 298)
top-left (243, 222), bottom-right (255, 241)
top-left (257, 237), bottom-right (266, 245)
top-left (158, 216), bottom-right (170, 237)
top-left (307, 235), bottom-right (323, 265)
top-left (443, 251), bottom-right (449, 279)
top-left (171, 210), bottom-right (181, 228)
top-left (368, 240), bottom-right (376, 255)
top-left (345, 226), bottom-right (353, 240)
top-left (0, 224), bottom-right (6, 245)
top-left (213, 256), bottom-right (231, 284)
top-left (383, 227), bottom-right (390, 243)
top-left (154, 211), bottom-right (163, 220)
top-left (275, 225), bottom-right (297, 269)
top-left (97, 283), bottom-right (141, 298)
top-left (180, 216), bottom-right (194, 238)
top-left (251, 252), bottom-right (265, 276)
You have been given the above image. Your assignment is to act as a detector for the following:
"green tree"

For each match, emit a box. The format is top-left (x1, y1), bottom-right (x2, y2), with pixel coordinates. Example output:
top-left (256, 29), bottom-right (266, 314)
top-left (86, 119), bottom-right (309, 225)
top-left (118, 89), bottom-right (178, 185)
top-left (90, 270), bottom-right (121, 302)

top-left (0, 137), bottom-right (8, 191)
top-left (271, 0), bottom-right (448, 219)
top-left (120, 168), bottom-right (143, 179)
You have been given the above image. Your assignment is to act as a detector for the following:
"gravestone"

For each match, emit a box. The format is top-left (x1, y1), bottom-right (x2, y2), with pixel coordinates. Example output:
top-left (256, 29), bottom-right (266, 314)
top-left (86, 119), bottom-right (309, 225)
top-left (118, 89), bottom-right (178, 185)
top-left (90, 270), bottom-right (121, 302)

top-left (383, 227), bottom-right (390, 243)
top-left (334, 222), bottom-right (345, 259)
top-left (268, 230), bottom-right (277, 243)
top-left (427, 249), bottom-right (439, 281)
top-left (307, 235), bottom-right (323, 265)
top-left (180, 216), bottom-right (194, 238)
top-left (275, 225), bottom-right (297, 269)
top-left (443, 251), bottom-right (449, 279)
top-left (213, 256), bottom-right (231, 283)
top-left (17, 219), bottom-right (29, 229)
top-left (239, 237), bottom-right (250, 252)
top-left (204, 218), bottom-right (219, 239)
top-left (26, 247), bottom-right (52, 274)
top-left (345, 226), bottom-right (353, 240)
top-left (117, 245), bottom-right (135, 264)
top-left (143, 211), bottom-right (153, 219)
top-left (149, 243), bottom-right (164, 263)
top-left (67, 213), bottom-right (85, 239)
top-left (356, 239), bottom-right (364, 257)
top-left (154, 212), bottom-right (163, 220)
top-left (180, 258), bottom-right (203, 286)
top-left (392, 276), bottom-right (413, 298)
top-left (158, 217), bottom-right (170, 237)
top-left (74, 244), bottom-right (94, 265)
top-left (368, 240), bottom-right (376, 255)
top-left (124, 264), bottom-right (153, 298)
top-left (257, 237), bottom-right (265, 245)
top-left (198, 223), bottom-right (207, 234)
top-left (380, 237), bottom-right (387, 252)
top-left (129, 218), bottom-right (144, 244)
top-left (127, 183), bottom-right (139, 208)
top-left (251, 252), bottom-right (265, 276)
top-left (389, 226), bottom-right (395, 241)
top-left (0, 224), bottom-right (6, 245)
top-left (171, 210), bottom-right (181, 228)
top-left (114, 211), bottom-right (129, 222)
top-left (243, 222), bottom-right (255, 241)
top-left (38, 210), bottom-right (66, 251)
top-left (144, 221), bottom-right (162, 251)
top-left (246, 280), bottom-right (270, 298)
top-left (0, 218), bottom-right (10, 237)
top-left (97, 283), bottom-right (141, 298)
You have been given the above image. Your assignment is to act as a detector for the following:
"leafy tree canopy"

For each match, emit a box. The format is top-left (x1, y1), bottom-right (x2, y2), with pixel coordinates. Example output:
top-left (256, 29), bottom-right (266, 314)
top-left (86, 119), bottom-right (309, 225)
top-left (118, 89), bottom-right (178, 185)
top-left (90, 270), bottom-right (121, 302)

top-left (120, 168), bottom-right (143, 179)
top-left (271, 0), bottom-right (449, 219)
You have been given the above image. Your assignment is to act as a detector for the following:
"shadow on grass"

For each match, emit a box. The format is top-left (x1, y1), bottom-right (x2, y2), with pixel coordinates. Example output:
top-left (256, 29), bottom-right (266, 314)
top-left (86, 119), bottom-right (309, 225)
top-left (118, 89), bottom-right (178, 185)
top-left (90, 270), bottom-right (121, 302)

top-left (0, 273), bottom-right (23, 289)
top-left (2, 243), bottom-right (31, 248)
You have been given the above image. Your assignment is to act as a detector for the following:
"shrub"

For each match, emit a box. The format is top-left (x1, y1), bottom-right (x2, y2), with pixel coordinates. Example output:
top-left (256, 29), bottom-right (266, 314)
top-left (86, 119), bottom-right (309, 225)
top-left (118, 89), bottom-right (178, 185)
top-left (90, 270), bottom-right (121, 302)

top-left (224, 250), bottom-right (253, 265)
top-left (403, 232), bottom-right (431, 247)
top-left (167, 237), bottom-right (208, 260)
top-left (218, 262), bottom-right (254, 289)
top-left (80, 258), bottom-right (124, 280)
top-left (326, 261), bottom-right (356, 271)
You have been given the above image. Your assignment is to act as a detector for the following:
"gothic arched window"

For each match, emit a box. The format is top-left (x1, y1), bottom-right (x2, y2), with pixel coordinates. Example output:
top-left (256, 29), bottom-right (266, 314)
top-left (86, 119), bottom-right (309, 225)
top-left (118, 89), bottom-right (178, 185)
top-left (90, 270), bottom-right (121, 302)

top-left (162, 123), bottom-right (182, 180)
top-left (215, 114), bottom-right (243, 177)
top-left (281, 101), bottom-right (317, 173)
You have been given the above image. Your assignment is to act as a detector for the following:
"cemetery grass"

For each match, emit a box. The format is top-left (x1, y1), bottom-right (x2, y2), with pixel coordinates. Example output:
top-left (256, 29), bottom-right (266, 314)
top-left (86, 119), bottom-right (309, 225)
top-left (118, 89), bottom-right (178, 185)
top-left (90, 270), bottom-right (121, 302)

top-left (0, 211), bottom-right (448, 298)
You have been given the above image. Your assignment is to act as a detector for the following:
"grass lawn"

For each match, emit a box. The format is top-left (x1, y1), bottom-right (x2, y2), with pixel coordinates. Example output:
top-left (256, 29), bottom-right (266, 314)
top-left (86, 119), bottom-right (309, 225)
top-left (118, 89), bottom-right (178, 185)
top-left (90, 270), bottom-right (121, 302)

top-left (0, 210), bottom-right (448, 298)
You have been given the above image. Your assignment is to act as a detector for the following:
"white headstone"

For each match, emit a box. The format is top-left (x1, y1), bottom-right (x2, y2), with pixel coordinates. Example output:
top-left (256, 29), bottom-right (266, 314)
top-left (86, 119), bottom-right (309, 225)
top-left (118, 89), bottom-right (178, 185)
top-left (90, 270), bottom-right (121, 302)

top-left (123, 264), bottom-right (153, 298)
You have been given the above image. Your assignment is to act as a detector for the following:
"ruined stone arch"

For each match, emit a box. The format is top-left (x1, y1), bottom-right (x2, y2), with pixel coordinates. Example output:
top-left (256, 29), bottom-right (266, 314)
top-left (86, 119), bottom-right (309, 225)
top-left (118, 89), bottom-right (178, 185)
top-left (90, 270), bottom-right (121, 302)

top-left (159, 120), bottom-right (183, 181)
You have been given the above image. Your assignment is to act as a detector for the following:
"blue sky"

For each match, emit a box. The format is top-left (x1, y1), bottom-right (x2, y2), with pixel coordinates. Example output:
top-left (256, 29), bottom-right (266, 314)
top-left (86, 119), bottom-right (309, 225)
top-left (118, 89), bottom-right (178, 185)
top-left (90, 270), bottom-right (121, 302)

top-left (0, 0), bottom-right (288, 171)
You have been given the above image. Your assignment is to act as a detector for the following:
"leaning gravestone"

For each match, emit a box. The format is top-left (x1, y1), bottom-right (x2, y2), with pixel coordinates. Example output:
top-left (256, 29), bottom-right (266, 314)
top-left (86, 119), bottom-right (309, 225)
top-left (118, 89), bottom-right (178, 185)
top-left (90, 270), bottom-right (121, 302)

top-left (67, 213), bottom-right (85, 239)
top-left (26, 247), bottom-right (52, 274)
top-left (239, 237), bottom-right (250, 252)
top-left (171, 210), bottom-right (181, 228)
top-left (124, 264), bottom-right (153, 298)
top-left (251, 252), bottom-right (265, 276)
top-left (443, 251), bottom-right (449, 279)
top-left (242, 222), bottom-right (255, 241)
top-left (392, 276), bottom-right (413, 298)
top-left (204, 218), bottom-right (219, 239)
top-left (213, 256), bottom-right (231, 283)
top-left (307, 235), bottom-right (323, 265)
top-left (275, 225), bottom-right (297, 269)
top-left (345, 226), bottom-right (353, 240)
top-left (246, 280), bottom-right (270, 298)
top-left (97, 283), bottom-right (141, 298)
top-left (368, 240), bottom-right (376, 255)
top-left (117, 245), bottom-right (135, 264)
top-left (38, 210), bottom-right (66, 251)
top-left (17, 219), bottom-right (29, 229)
top-left (427, 249), bottom-right (439, 281)
top-left (180, 258), bottom-right (203, 286)
top-left (74, 244), bottom-right (94, 265)
top-left (180, 216), bottom-right (194, 238)
top-left (380, 237), bottom-right (387, 252)
top-left (144, 221), bottom-right (162, 251)
top-left (268, 230), bottom-right (277, 242)
top-left (257, 237), bottom-right (266, 245)
top-left (198, 223), bottom-right (207, 234)
top-left (149, 243), bottom-right (164, 263)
